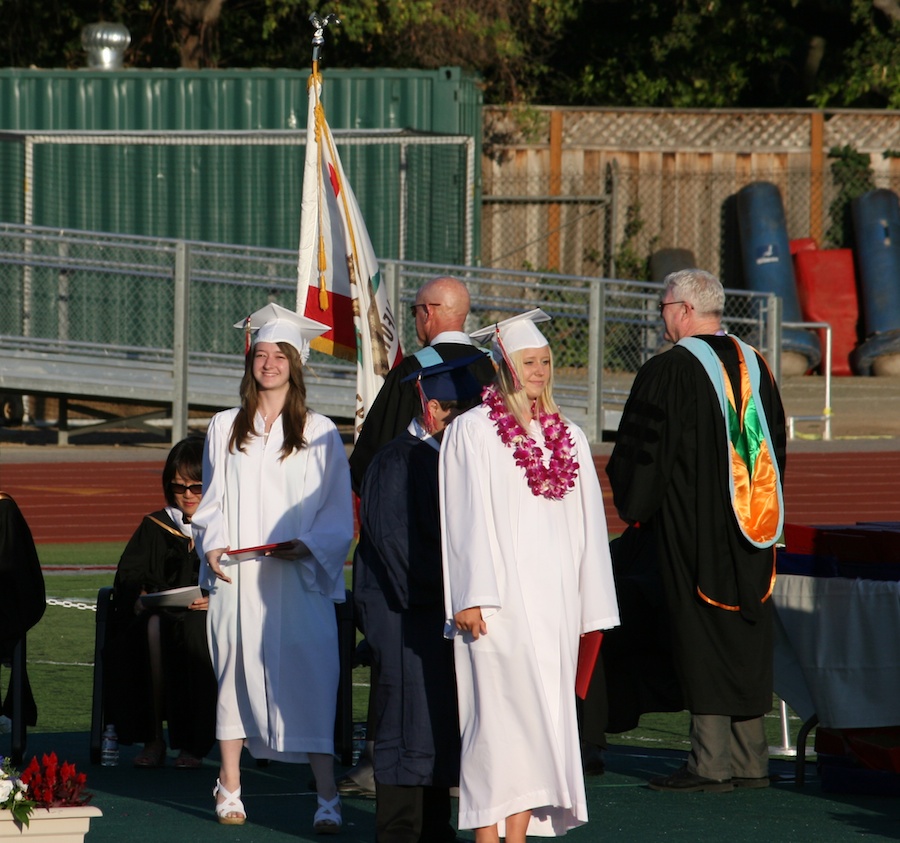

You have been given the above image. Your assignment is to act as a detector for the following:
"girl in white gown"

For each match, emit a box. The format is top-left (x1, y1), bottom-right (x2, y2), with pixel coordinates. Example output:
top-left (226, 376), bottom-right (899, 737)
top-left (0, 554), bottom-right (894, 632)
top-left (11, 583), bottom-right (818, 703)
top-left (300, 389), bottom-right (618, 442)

top-left (192, 304), bottom-right (353, 834)
top-left (440, 309), bottom-right (620, 842)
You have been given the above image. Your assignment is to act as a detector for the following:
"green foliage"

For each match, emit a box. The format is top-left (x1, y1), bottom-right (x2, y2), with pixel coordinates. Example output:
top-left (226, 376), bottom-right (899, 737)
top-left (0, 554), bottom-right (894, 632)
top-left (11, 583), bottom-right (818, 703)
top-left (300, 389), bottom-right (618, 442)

top-left (604, 204), bottom-right (658, 372)
top-left (825, 145), bottom-right (874, 248)
top-left (319, 0), bottom-right (581, 101)
top-left (0, 756), bottom-right (34, 827)
top-left (1, 0), bottom-right (91, 68)
top-left (483, 105), bottom-right (548, 163)
top-left (613, 203), bottom-right (656, 282)
top-left (8, 1), bottom-right (900, 109)
top-left (550, 0), bottom-right (814, 107)
top-left (809, 0), bottom-right (900, 108)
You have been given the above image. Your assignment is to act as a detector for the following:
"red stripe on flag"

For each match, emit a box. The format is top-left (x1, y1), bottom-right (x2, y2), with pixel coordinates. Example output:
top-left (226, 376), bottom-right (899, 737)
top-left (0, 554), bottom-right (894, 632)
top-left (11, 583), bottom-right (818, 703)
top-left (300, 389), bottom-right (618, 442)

top-left (303, 286), bottom-right (356, 360)
top-left (328, 162), bottom-right (340, 198)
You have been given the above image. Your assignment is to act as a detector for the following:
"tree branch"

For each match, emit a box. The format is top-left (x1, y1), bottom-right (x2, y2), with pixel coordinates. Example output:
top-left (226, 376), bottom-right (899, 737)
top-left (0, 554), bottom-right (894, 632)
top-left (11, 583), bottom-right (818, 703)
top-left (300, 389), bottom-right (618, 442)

top-left (874, 0), bottom-right (900, 24)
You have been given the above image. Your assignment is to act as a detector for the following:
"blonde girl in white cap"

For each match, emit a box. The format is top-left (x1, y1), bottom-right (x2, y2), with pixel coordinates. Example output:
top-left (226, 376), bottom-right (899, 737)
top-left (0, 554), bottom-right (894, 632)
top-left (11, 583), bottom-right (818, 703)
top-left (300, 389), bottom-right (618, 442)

top-left (440, 309), bottom-right (620, 842)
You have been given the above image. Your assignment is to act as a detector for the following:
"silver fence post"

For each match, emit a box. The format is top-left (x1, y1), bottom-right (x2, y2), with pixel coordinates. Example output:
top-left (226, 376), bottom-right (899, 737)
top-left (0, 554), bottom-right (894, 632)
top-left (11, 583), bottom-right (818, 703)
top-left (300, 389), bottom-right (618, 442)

top-left (767, 293), bottom-right (783, 385)
top-left (172, 241), bottom-right (190, 443)
top-left (586, 278), bottom-right (604, 444)
top-left (398, 145), bottom-right (408, 263)
top-left (782, 320), bottom-right (833, 441)
top-left (464, 136), bottom-right (475, 267)
top-left (23, 136), bottom-right (34, 339)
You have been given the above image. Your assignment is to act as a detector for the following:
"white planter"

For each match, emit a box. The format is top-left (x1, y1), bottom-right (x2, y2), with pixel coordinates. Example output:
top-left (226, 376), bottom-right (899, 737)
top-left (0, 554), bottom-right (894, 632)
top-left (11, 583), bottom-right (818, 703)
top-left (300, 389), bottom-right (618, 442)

top-left (0, 806), bottom-right (102, 842)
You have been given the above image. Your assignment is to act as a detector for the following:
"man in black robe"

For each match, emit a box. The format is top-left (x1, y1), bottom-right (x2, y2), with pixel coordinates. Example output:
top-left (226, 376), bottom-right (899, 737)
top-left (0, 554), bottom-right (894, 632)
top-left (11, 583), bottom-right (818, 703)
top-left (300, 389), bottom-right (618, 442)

top-left (354, 357), bottom-right (483, 843)
top-left (606, 269), bottom-right (786, 793)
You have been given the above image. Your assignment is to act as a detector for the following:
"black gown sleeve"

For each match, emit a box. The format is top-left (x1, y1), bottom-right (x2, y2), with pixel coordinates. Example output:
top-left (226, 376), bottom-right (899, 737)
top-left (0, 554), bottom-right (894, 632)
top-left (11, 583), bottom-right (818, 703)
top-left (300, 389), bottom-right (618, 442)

top-left (349, 358), bottom-right (422, 493)
top-left (606, 353), bottom-right (685, 525)
top-left (0, 497), bottom-right (45, 646)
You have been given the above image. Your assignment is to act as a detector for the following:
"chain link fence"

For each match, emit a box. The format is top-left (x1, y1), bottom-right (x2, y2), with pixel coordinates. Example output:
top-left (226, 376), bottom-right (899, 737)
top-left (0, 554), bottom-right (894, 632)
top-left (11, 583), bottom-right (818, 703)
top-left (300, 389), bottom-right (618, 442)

top-left (481, 158), bottom-right (900, 285)
top-left (0, 130), bottom-right (475, 264)
top-left (0, 223), bottom-right (776, 442)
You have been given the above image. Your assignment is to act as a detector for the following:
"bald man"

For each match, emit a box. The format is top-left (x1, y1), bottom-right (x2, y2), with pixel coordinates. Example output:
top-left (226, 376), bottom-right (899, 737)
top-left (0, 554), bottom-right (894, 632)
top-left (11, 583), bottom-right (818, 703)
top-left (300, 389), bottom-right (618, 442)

top-left (349, 276), bottom-right (495, 493)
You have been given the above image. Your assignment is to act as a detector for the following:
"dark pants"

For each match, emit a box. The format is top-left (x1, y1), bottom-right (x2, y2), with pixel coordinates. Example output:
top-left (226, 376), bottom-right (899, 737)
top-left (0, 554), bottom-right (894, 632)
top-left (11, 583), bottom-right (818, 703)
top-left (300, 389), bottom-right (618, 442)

top-left (375, 782), bottom-right (455, 843)
top-left (688, 713), bottom-right (768, 780)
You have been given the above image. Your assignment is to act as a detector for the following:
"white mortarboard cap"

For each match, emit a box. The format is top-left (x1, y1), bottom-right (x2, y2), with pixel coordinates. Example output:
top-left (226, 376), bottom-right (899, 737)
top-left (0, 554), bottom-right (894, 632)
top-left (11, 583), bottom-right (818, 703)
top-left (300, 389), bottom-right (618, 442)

top-left (233, 303), bottom-right (329, 365)
top-left (469, 308), bottom-right (551, 362)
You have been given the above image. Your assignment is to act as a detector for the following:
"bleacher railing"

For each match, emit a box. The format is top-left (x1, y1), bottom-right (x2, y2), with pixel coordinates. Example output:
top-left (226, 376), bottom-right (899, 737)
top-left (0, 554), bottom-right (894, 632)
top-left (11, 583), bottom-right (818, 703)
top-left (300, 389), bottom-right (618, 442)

top-left (0, 223), bottom-right (779, 443)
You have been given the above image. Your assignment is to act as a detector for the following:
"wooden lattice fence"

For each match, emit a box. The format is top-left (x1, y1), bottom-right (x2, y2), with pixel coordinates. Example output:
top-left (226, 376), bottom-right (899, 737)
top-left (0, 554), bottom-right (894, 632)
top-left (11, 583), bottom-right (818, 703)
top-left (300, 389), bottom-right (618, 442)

top-left (481, 107), bottom-right (900, 282)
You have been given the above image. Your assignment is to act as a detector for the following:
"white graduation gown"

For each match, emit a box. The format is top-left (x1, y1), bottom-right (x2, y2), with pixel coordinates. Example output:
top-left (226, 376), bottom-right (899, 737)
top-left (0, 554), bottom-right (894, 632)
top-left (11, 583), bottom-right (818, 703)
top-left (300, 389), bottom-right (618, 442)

top-left (192, 408), bottom-right (353, 761)
top-left (440, 405), bottom-right (620, 837)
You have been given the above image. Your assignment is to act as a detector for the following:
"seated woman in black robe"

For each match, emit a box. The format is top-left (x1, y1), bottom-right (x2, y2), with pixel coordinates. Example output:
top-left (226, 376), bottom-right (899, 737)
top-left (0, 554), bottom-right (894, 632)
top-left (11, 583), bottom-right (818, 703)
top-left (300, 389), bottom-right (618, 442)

top-left (104, 435), bottom-right (217, 768)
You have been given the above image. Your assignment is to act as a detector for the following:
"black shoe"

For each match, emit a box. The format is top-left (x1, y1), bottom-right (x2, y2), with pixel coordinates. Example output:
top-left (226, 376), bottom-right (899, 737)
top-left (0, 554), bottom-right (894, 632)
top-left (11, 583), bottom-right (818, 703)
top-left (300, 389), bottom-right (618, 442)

top-left (648, 766), bottom-right (733, 793)
top-left (733, 775), bottom-right (769, 789)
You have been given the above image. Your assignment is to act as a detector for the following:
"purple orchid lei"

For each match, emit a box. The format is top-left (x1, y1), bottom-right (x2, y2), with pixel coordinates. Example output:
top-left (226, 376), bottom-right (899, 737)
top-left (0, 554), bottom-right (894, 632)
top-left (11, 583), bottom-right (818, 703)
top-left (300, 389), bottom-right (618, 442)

top-left (482, 384), bottom-right (579, 500)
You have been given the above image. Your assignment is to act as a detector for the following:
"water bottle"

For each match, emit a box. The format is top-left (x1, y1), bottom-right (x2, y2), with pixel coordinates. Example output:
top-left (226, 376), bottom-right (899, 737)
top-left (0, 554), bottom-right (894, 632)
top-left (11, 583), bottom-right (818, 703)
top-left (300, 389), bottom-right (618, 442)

top-left (101, 724), bottom-right (119, 766)
top-left (351, 723), bottom-right (366, 766)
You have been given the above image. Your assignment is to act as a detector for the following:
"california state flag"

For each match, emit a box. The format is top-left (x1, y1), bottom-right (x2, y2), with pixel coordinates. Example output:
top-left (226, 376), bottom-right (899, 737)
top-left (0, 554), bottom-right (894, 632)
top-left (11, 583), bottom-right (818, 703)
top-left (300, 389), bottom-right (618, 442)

top-left (296, 71), bottom-right (403, 437)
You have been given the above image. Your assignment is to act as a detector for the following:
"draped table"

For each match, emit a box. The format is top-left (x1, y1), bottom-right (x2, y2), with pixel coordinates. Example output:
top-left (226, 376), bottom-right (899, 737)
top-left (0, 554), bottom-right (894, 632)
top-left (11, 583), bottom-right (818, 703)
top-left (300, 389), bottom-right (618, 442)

top-left (772, 573), bottom-right (900, 783)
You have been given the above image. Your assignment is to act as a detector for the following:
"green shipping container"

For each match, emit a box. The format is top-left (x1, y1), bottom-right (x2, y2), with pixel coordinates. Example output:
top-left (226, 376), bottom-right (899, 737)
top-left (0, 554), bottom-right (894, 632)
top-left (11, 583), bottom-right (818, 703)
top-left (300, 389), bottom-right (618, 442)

top-left (0, 67), bottom-right (482, 263)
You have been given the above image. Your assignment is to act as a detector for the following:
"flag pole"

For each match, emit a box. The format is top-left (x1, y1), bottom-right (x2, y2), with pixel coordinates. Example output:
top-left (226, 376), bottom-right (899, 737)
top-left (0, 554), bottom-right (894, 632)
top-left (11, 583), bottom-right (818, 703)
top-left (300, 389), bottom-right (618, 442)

top-left (309, 11), bottom-right (340, 75)
top-left (308, 12), bottom-right (340, 312)
top-left (298, 11), bottom-right (403, 438)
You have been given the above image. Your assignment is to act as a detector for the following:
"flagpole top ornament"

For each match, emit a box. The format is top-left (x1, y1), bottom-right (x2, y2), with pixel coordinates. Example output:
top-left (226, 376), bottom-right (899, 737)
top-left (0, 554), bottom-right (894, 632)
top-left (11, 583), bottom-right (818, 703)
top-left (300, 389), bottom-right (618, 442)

top-left (309, 12), bottom-right (340, 64)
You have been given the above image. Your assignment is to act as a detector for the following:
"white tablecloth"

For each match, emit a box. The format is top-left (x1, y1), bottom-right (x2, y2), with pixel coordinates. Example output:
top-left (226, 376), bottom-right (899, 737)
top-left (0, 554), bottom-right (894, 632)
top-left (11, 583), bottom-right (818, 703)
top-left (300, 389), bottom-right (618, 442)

top-left (773, 574), bottom-right (900, 728)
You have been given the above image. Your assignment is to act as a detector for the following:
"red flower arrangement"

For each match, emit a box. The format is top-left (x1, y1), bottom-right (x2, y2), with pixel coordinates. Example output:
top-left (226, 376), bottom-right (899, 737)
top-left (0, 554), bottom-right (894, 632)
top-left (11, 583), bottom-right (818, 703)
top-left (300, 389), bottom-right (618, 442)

top-left (20, 753), bottom-right (92, 809)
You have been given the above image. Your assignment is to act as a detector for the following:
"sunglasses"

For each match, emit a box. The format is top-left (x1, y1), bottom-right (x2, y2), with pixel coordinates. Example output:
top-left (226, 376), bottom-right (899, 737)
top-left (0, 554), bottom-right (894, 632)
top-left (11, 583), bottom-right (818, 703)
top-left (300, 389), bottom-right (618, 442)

top-left (170, 482), bottom-right (203, 495)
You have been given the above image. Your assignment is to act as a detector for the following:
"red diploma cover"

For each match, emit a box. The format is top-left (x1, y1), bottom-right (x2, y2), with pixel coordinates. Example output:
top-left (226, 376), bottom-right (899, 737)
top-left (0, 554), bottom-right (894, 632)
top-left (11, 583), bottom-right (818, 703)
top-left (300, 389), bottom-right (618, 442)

top-left (575, 630), bottom-right (603, 700)
top-left (224, 540), bottom-right (297, 562)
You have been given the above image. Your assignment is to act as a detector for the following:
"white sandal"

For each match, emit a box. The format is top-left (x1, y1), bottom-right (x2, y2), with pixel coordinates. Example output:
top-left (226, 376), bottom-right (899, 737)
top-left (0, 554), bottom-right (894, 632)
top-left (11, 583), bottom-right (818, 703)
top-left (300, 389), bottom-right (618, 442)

top-left (313, 793), bottom-right (342, 835)
top-left (213, 778), bottom-right (247, 825)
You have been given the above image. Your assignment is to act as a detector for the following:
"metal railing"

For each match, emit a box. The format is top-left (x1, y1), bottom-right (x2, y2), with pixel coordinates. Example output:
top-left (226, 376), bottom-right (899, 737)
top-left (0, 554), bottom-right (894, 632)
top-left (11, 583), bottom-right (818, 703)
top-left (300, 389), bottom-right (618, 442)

top-left (0, 223), bottom-right (780, 444)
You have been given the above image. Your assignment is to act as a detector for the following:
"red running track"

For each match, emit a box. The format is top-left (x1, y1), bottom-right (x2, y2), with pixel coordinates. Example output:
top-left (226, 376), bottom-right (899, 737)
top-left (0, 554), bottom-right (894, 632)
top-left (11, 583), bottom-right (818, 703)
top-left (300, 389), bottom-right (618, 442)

top-left (1, 452), bottom-right (898, 546)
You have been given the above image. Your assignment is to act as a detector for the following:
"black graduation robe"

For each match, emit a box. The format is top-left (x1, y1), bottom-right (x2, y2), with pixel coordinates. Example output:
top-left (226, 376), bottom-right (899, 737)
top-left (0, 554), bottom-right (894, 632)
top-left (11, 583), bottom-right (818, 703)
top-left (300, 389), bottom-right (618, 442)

top-left (605, 336), bottom-right (786, 717)
top-left (598, 525), bottom-right (684, 734)
top-left (353, 432), bottom-right (460, 788)
top-left (105, 510), bottom-right (217, 757)
top-left (0, 494), bottom-right (46, 725)
top-left (348, 342), bottom-right (495, 492)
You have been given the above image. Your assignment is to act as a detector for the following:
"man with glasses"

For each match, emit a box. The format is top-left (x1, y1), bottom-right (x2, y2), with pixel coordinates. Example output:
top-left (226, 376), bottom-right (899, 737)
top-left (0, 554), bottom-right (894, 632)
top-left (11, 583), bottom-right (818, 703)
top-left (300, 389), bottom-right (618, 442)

top-left (606, 269), bottom-right (787, 793)
top-left (349, 276), bottom-right (494, 493)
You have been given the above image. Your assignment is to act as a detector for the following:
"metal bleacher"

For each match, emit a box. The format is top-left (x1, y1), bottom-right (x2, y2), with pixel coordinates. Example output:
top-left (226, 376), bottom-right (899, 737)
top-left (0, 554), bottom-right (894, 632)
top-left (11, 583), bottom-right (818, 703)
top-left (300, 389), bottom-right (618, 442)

top-left (0, 335), bottom-right (357, 444)
top-left (0, 225), bottom-right (361, 443)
